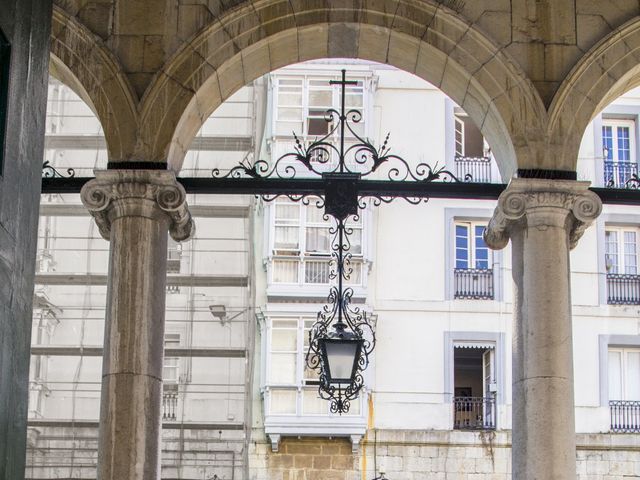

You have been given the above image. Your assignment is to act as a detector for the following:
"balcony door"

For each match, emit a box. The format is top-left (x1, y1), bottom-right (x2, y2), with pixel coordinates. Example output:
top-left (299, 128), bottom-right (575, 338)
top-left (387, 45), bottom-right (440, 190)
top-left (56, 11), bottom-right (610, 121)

top-left (609, 348), bottom-right (640, 401)
top-left (454, 222), bottom-right (493, 299)
top-left (602, 120), bottom-right (636, 187)
top-left (482, 348), bottom-right (496, 427)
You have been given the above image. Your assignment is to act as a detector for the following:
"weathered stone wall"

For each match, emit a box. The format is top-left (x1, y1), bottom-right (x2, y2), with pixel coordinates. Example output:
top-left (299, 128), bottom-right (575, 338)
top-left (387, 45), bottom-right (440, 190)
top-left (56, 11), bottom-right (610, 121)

top-left (249, 430), bottom-right (640, 480)
top-left (0, 1), bottom-right (52, 478)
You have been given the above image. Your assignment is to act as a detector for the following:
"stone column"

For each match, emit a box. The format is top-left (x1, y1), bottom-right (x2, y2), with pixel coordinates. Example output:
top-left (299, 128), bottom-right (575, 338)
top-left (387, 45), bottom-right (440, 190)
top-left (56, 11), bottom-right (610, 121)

top-left (81, 170), bottom-right (194, 480)
top-left (484, 178), bottom-right (601, 480)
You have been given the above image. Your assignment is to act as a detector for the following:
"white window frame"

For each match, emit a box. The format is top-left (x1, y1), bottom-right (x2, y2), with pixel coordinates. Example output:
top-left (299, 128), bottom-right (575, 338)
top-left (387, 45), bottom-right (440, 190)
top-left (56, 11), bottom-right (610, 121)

top-left (608, 347), bottom-right (640, 401)
top-left (454, 221), bottom-right (491, 270)
top-left (454, 115), bottom-right (464, 157)
top-left (598, 335), bottom-right (640, 406)
top-left (604, 226), bottom-right (639, 275)
top-left (163, 333), bottom-right (181, 386)
top-left (444, 209), bottom-right (503, 301)
top-left (268, 199), bottom-right (365, 287)
top-left (262, 314), bottom-right (368, 451)
top-left (274, 74), bottom-right (367, 136)
top-left (602, 119), bottom-right (636, 164)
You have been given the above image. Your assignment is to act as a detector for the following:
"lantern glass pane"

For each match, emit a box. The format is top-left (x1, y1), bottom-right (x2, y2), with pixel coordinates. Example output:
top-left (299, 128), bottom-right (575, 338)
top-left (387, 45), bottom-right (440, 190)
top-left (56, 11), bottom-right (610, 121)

top-left (324, 340), bottom-right (358, 383)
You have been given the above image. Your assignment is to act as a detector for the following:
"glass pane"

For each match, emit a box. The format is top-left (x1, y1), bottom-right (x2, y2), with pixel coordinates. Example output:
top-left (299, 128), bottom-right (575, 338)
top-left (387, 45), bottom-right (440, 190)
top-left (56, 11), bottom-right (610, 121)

top-left (278, 93), bottom-right (302, 106)
top-left (275, 203), bottom-right (299, 222)
top-left (302, 389), bottom-right (326, 414)
top-left (272, 259), bottom-right (298, 283)
top-left (275, 121), bottom-right (303, 136)
top-left (346, 92), bottom-right (363, 108)
top-left (278, 108), bottom-right (302, 121)
top-left (305, 227), bottom-right (330, 253)
top-left (626, 351), bottom-right (640, 400)
top-left (270, 353), bottom-right (296, 384)
top-left (271, 329), bottom-right (297, 351)
top-left (308, 117), bottom-right (330, 136)
top-left (309, 90), bottom-right (332, 107)
top-left (605, 230), bottom-right (619, 273)
top-left (349, 229), bottom-right (362, 255)
top-left (624, 231), bottom-right (637, 274)
top-left (609, 350), bottom-right (623, 400)
top-left (304, 258), bottom-right (330, 284)
top-left (617, 127), bottom-right (631, 162)
top-left (306, 205), bottom-right (329, 224)
top-left (602, 126), bottom-right (613, 159)
top-left (270, 389), bottom-right (297, 414)
top-left (273, 319), bottom-right (298, 329)
top-left (455, 224), bottom-right (469, 269)
top-left (274, 226), bottom-right (299, 250)
top-left (344, 260), bottom-right (362, 285)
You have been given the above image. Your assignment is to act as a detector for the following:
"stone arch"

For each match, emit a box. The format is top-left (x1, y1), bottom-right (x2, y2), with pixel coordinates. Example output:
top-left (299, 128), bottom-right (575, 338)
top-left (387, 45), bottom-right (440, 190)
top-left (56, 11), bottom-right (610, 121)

top-left (549, 18), bottom-right (640, 172)
top-left (50, 6), bottom-right (139, 163)
top-left (139, 0), bottom-right (545, 179)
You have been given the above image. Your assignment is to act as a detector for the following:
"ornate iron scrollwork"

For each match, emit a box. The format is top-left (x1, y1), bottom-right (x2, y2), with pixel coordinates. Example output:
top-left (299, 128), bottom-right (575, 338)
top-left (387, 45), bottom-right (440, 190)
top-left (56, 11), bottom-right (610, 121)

top-left (42, 161), bottom-right (76, 179)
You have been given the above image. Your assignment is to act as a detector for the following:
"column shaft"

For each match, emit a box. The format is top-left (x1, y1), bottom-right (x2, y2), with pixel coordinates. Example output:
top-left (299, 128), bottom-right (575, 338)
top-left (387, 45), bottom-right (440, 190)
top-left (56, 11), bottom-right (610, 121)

top-left (100, 212), bottom-right (168, 479)
top-left (510, 210), bottom-right (576, 479)
top-left (82, 170), bottom-right (194, 480)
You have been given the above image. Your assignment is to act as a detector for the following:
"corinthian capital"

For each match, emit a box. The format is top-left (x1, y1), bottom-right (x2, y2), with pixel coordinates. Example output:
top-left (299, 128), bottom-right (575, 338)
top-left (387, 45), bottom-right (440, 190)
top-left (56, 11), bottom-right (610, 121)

top-left (80, 169), bottom-right (195, 241)
top-left (484, 178), bottom-right (602, 250)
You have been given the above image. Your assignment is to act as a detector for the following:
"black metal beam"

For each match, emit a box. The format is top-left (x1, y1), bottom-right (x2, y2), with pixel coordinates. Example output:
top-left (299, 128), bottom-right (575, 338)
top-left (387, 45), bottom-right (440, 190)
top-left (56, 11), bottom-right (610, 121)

top-left (40, 177), bottom-right (640, 205)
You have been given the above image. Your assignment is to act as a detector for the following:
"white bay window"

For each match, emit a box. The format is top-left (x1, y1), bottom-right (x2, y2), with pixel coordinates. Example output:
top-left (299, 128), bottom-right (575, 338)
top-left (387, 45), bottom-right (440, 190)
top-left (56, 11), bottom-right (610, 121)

top-left (270, 199), bottom-right (364, 288)
top-left (263, 315), bottom-right (367, 450)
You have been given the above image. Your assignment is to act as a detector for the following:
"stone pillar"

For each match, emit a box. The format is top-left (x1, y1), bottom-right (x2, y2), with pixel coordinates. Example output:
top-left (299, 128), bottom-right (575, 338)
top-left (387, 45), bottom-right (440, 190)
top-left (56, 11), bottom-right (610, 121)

top-left (81, 170), bottom-right (194, 480)
top-left (484, 178), bottom-right (601, 480)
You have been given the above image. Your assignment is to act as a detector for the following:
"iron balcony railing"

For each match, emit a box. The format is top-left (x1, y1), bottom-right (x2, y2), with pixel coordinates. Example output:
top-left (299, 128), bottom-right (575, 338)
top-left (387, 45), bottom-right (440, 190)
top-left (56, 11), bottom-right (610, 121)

top-left (453, 396), bottom-right (496, 430)
top-left (454, 156), bottom-right (492, 183)
top-left (606, 273), bottom-right (640, 305)
top-left (604, 161), bottom-right (638, 188)
top-left (162, 392), bottom-right (178, 421)
top-left (610, 400), bottom-right (640, 433)
top-left (454, 268), bottom-right (494, 300)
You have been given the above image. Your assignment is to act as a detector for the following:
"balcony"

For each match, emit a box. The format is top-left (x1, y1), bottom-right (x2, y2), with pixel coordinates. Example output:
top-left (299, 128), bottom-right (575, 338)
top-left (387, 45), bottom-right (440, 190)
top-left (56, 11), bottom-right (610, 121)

top-left (604, 161), bottom-right (638, 188)
top-left (162, 392), bottom-right (178, 421)
top-left (610, 400), bottom-right (640, 433)
top-left (271, 256), bottom-right (363, 286)
top-left (606, 273), bottom-right (640, 305)
top-left (454, 156), bottom-right (492, 183)
top-left (453, 396), bottom-right (496, 430)
top-left (454, 268), bottom-right (494, 300)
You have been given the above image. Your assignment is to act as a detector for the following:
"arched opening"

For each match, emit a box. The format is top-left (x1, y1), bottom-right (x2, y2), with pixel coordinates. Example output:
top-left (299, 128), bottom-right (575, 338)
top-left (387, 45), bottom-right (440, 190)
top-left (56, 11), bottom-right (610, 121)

top-left (135, 1), bottom-right (543, 178)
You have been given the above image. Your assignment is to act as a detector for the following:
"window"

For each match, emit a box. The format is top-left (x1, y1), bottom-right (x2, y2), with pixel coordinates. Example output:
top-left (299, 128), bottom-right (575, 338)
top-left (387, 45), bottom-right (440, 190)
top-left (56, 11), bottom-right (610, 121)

top-left (163, 333), bottom-right (180, 385)
top-left (605, 227), bottom-right (640, 304)
top-left (270, 199), bottom-right (363, 287)
top-left (453, 222), bottom-right (493, 300)
top-left (453, 343), bottom-right (496, 430)
top-left (605, 227), bottom-right (638, 274)
top-left (608, 348), bottom-right (640, 401)
top-left (266, 316), bottom-right (361, 416)
top-left (602, 120), bottom-right (637, 187)
top-left (166, 239), bottom-right (182, 294)
top-left (609, 347), bottom-right (640, 432)
top-left (273, 74), bottom-right (367, 169)
top-left (453, 111), bottom-right (492, 182)
top-left (0, 28), bottom-right (10, 175)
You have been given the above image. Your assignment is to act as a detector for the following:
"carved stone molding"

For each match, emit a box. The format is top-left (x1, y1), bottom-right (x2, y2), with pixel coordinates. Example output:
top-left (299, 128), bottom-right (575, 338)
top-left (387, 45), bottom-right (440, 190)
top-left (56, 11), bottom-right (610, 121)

top-left (484, 178), bottom-right (602, 250)
top-left (80, 169), bottom-right (195, 241)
